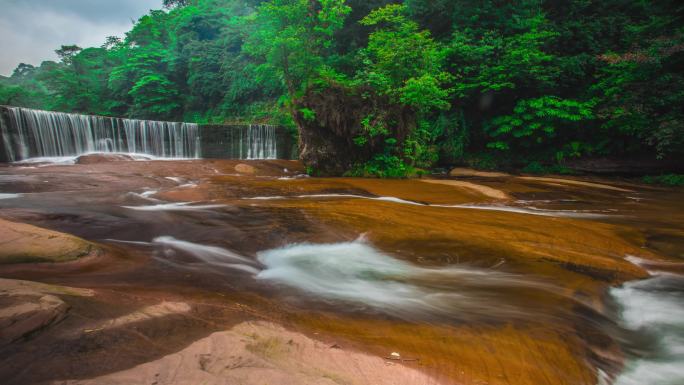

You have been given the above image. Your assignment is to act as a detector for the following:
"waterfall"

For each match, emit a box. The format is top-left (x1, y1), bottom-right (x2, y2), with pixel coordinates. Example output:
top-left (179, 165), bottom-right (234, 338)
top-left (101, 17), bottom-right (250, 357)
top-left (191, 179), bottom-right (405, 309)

top-left (0, 107), bottom-right (287, 162)
top-left (245, 124), bottom-right (278, 160)
top-left (1, 107), bottom-right (201, 161)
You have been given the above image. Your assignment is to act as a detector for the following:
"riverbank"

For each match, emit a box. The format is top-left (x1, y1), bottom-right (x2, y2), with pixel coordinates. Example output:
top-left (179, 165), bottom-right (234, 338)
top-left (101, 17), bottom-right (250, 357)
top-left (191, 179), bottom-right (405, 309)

top-left (0, 157), bottom-right (682, 385)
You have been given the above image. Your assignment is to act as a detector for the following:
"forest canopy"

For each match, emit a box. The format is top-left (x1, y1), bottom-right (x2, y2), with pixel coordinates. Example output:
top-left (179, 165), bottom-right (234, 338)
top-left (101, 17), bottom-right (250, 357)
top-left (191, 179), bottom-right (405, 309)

top-left (1, 0), bottom-right (683, 175)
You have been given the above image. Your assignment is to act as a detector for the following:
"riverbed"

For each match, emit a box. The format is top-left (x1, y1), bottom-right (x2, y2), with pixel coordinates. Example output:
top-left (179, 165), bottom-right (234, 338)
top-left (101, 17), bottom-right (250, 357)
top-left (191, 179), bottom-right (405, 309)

top-left (0, 157), bottom-right (682, 385)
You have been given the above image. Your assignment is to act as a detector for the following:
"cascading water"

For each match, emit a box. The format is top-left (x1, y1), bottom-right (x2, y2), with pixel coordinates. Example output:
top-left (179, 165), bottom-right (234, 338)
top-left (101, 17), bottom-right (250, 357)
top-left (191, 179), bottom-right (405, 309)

top-left (1, 107), bottom-right (201, 161)
top-left (244, 124), bottom-right (278, 160)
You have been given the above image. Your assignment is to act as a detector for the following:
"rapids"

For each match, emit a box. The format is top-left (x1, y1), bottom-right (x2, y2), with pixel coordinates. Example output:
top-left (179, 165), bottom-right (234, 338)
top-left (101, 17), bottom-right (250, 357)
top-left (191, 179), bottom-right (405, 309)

top-left (0, 158), bottom-right (682, 385)
top-left (610, 259), bottom-right (684, 385)
top-left (255, 237), bottom-right (562, 321)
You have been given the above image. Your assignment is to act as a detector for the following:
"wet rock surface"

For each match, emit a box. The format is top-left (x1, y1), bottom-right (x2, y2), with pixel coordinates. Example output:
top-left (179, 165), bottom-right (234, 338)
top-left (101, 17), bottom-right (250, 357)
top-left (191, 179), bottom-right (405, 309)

top-left (0, 279), bottom-right (93, 346)
top-left (0, 158), bottom-right (681, 385)
top-left (0, 218), bottom-right (97, 264)
top-left (67, 321), bottom-right (442, 385)
top-left (75, 154), bottom-right (137, 164)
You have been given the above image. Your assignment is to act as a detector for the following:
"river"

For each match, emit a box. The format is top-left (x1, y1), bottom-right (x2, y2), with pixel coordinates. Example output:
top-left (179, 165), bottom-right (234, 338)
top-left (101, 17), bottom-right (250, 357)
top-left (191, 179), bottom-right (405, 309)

top-left (0, 157), bottom-right (682, 385)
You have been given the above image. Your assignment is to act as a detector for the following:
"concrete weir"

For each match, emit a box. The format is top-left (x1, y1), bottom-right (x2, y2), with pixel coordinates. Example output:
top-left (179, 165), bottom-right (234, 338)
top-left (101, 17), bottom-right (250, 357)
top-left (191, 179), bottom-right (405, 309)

top-left (0, 106), bottom-right (295, 162)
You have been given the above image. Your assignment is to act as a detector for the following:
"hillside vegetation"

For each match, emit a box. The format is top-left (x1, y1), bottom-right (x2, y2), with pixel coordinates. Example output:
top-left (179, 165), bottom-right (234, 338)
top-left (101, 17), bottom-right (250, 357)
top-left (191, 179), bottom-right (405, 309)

top-left (1, 0), bottom-right (683, 175)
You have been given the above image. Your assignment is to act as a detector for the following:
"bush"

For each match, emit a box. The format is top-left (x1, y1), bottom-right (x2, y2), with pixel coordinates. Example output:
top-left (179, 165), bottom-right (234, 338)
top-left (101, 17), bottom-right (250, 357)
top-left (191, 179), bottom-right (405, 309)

top-left (348, 154), bottom-right (414, 178)
top-left (643, 174), bottom-right (684, 186)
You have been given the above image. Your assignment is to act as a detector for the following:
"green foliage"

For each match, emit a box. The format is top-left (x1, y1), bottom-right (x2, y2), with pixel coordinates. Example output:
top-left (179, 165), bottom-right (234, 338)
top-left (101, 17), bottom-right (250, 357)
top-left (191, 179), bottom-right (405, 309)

top-left (243, 0), bottom-right (351, 101)
top-left (592, 30), bottom-right (684, 159)
top-left (486, 96), bottom-right (595, 158)
top-left (349, 153), bottom-right (413, 178)
top-left (643, 174), bottom-right (684, 186)
top-left (357, 4), bottom-right (452, 112)
top-left (449, 14), bottom-right (559, 97)
top-left (3, 0), bottom-right (683, 176)
top-left (299, 107), bottom-right (316, 122)
top-left (436, 112), bottom-right (468, 164)
top-left (55, 45), bottom-right (83, 65)
top-left (522, 161), bottom-right (574, 175)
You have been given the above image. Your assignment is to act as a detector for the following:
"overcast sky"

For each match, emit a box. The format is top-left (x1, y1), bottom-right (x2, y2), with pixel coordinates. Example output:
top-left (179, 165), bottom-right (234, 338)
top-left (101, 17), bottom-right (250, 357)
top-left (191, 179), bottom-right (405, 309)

top-left (0, 0), bottom-right (162, 76)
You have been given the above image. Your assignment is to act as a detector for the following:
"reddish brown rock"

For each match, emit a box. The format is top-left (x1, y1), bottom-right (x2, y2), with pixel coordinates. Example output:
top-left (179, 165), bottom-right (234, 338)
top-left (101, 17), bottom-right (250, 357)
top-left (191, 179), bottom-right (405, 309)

top-left (0, 279), bottom-right (94, 346)
top-left (235, 163), bottom-right (257, 174)
top-left (0, 218), bottom-right (97, 264)
top-left (66, 321), bottom-right (443, 385)
top-left (76, 154), bottom-right (135, 164)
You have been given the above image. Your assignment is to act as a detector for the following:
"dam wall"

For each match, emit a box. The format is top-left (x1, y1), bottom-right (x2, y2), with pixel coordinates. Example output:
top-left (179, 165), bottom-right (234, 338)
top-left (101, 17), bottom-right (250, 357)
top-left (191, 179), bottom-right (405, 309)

top-left (0, 106), bottom-right (296, 162)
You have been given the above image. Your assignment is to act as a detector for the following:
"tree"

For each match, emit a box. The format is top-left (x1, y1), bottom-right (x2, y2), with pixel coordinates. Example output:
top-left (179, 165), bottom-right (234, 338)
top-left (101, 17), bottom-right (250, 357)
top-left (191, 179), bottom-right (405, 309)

top-left (164, 0), bottom-right (191, 8)
top-left (353, 4), bottom-right (452, 170)
top-left (55, 45), bottom-right (83, 65)
top-left (242, 0), bottom-right (351, 102)
top-left (102, 36), bottom-right (123, 50)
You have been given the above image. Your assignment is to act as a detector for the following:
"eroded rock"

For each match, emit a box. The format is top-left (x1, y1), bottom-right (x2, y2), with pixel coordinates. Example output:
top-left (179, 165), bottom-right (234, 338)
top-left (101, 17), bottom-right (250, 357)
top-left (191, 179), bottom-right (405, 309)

top-left (66, 321), bottom-right (442, 385)
top-left (421, 179), bottom-right (510, 200)
top-left (0, 279), bottom-right (94, 346)
top-left (0, 218), bottom-right (97, 264)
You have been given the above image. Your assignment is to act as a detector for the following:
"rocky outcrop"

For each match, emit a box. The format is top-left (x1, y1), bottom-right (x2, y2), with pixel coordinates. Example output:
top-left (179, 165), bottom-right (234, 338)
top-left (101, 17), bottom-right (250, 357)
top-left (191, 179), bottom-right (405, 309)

top-left (66, 321), bottom-right (442, 385)
top-left (294, 84), bottom-right (414, 176)
top-left (0, 218), bottom-right (97, 264)
top-left (0, 279), bottom-right (94, 346)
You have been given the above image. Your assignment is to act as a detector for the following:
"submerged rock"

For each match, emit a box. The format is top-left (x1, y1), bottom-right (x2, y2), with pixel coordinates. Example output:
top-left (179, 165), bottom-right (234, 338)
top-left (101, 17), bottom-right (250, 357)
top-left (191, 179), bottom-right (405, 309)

top-left (0, 218), bottom-right (97, 264)
top-left (75, 154), bottom-right (136, 164)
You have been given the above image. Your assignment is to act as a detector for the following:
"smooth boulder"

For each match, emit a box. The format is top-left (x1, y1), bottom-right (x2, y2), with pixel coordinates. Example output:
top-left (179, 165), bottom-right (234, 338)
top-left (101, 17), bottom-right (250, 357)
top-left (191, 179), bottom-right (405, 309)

top-left (0, 218), bottom-right (97, 264)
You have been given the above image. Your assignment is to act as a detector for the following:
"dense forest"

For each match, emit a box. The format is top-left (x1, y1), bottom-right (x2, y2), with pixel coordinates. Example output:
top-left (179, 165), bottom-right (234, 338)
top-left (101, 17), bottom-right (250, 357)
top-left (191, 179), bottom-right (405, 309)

top-left (1, 0), bottom-right (683, 176)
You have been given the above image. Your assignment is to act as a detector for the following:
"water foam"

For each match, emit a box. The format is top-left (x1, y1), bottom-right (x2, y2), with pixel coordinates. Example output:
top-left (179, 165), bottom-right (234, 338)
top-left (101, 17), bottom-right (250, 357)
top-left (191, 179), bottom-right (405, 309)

top-left (125, 189), bottom-right (160, 202)
top-left (256, 238), bottom-right (551, 320)
top-left (152, 236), bottom-right (260, 274)
top-left (611, 259), bottom-right (684, 385)
top-left (12, 152), bottom-right (194, 166)
top-left (244, 194), bottom-right (607, 218)
top-left (122, 202), bottom-right (226, 211)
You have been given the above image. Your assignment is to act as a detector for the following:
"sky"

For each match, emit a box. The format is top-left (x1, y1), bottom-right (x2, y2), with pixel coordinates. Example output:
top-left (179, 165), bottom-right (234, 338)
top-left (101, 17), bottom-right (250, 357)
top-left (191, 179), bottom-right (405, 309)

top-left (0, 0), bottom-right (162, 76)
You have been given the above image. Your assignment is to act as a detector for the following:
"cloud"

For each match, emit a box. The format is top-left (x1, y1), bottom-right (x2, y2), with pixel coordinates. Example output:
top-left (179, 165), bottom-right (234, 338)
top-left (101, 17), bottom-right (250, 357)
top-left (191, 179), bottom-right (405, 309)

top-left (0, 0), bottom-right (161, 76)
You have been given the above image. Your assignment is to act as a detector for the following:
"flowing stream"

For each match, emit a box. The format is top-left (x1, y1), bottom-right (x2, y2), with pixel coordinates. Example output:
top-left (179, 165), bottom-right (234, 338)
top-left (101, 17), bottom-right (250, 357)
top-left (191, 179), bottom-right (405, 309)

top-left (0, 159), bottom-right (682, 385)
top-left (610, 258), bottom-right (684, 385)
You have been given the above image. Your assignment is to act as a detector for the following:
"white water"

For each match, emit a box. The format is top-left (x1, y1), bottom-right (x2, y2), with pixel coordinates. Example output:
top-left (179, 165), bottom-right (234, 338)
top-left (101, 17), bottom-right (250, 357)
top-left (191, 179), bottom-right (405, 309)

top-left (164, 177), bottom-right (185, 184)
top-left (125, 189), bottom-right (160, 202)
top-left (244, 124), bottom-right (278, 160)
top-left (244, 193), bottom-right (608, 218)
top-left (256, 238), bottom-right (552, 320)
top-left (11, 153), bottom-right (197, 166)
top-left (611, 258), bottom-right (684, 385)
top-left (152, 236), bottom-right (260, 274)
top-left (2, 107), bottom-right (200, 161)
top-left (0, 193), bottom-right (20, 199)
top-left (122, 202), bottom-right (226, 211)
